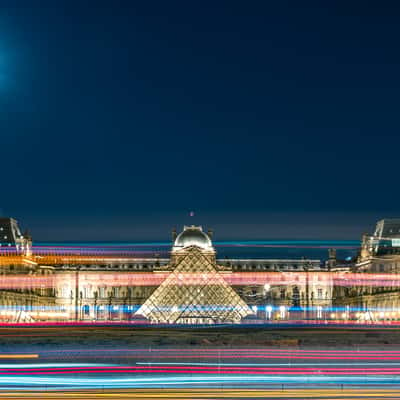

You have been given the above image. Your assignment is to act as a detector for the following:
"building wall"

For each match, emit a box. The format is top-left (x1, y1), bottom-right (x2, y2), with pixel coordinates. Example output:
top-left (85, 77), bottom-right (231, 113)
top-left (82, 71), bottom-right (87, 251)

top-left (0, 257), bottom-right (56, 322)
top-left (49, 258), bottom-right (333, 322)
top-left (5, 217), bottom-right (400, 323)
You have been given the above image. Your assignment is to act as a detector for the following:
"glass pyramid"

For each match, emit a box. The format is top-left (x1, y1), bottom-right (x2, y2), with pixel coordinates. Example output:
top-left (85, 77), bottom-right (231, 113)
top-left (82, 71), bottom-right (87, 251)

top-left (137, 246), bottom-right (252, 324)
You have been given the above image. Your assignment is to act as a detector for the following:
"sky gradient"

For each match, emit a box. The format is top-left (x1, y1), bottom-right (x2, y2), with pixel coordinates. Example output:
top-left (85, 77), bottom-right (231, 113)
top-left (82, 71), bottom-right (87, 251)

top-left (0, 1), bottom-right (399, 240)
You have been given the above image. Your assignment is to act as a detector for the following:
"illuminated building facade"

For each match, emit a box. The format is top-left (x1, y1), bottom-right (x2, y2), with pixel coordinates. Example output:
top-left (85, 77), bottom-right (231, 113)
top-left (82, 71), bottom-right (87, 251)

top-left (137, 226), bottom-right (252, 323)
top-left (0, 218), bottom-right (54, 322)
top-left (50, 225), bottom-right (332, 323)
top-left (0, 217), bottom-right (351, 323)
top-left (333, 219), bottom-right (400, 322)
top-left (0, 218), bottom-right (32, 255)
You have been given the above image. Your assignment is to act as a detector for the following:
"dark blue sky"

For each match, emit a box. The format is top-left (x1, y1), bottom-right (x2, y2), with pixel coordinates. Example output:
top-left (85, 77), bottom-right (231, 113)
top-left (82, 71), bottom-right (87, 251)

top-left (0, 1), bottom-right (399, 240)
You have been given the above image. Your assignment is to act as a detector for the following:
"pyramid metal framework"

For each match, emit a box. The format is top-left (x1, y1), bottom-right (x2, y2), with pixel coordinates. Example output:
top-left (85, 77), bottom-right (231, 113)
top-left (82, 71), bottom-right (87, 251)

top-left (137, 246), bottom-right (252, 324)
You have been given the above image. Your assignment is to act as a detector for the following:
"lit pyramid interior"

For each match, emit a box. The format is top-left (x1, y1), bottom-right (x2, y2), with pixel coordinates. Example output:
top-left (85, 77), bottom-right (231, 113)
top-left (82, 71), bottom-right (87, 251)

top-left (137, 226), bottom-right (252, 324)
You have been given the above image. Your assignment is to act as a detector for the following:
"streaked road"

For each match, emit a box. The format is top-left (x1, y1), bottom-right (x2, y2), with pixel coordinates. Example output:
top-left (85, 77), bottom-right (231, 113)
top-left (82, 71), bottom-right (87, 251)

top-left (0, 388), bottom-right (399, 399)
top-left (1, 347), bottom-right (400, 394)
top-left (0, 327), bottom-right (399, 398)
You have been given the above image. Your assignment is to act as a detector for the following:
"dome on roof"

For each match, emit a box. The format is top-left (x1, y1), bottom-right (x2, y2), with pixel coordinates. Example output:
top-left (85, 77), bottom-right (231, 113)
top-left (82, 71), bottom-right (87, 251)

top-left (173, 225), bottom-right (213, 250)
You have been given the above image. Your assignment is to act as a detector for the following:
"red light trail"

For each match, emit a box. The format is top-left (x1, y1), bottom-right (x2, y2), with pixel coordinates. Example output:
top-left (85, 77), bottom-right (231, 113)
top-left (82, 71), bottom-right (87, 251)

top-left (1, 365), bottom-right (400, 375)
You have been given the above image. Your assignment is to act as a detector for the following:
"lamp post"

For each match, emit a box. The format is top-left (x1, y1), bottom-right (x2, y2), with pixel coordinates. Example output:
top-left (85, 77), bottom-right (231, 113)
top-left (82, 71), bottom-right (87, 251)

top-left (79, 291), bottom-right (83, 321)
top-left (75, 266), bottom-right (80, 322)
top-left (69, 290), bottom-right (73, 321)
top-left (108, 293), bottom-right (113, 321)
top-left (303, 261), bottom-right (310, 321)
top-left (93, 291), bottom-right (98, 321)
top-left (122, 293), bottom-right (128, 321)
top-left (128, 290), bottom-right (132, 320)
top-left (263, 283), bottom-right (271, 320)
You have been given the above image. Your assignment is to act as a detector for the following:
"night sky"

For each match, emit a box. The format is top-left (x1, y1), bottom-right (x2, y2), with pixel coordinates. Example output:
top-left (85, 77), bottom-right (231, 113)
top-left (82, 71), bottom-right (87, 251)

top-left (0, 1), bottom-right (399, 241)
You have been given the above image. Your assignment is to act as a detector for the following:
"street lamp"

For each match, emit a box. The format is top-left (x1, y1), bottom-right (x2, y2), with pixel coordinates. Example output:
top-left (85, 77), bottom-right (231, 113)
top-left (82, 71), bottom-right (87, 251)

top-left (93, 291), bottom-right (98, 321)
top-left (108, 293), bottom-right (113, 321)
top-left (265, 305), bottom-right (273, 320)
top-left (263, 283), bottom-right (272, 320)
top-left (75, 266), bottom-right (81, 322)
top-left (303, 260), bottom-right (311, 321)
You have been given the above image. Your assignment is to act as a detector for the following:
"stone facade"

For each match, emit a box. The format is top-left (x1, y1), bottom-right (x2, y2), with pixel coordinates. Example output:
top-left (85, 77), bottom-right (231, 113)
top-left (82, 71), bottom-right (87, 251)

top-left (8, 218), bottom-right (400, 324)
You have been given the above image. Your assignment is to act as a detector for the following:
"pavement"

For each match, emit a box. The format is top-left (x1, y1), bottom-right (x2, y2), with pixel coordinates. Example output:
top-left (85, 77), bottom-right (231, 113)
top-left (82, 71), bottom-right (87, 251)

top-left (0, 323), bottom-right (399, 347)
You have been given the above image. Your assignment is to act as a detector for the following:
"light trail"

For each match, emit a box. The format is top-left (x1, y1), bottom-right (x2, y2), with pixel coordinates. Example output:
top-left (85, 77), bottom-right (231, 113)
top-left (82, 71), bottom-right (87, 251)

top-left (0, 320), bottom-right (399, 328)
top-left (39, 347), bottom-right (400, 354)
top-left (137, 361), bottom-right (400, 366)
top-left (0, 388), bottom-right (397, 399)
top-left (0, 304), bottom-right (399, 320)
top-left (37, 348), bottom-right (400, 359)
top-left (0, 354), bottom-right (38, 359)
top-left (0, 271), bottom-right (398, 288)
top-left (0, 363), bottom-right (111, 368)
top-left (0, 373), bottom-right (397, 387)
top-left (3, 365), bottom-right (400, 375)
top-left (0, 240), bottom-right (358, 266)
top-left (40, 355), bottom-right (400, 361)
top-left (0, 345), bottom-right (400, 395)
top-left (37, 347), bottom-right (400, 362)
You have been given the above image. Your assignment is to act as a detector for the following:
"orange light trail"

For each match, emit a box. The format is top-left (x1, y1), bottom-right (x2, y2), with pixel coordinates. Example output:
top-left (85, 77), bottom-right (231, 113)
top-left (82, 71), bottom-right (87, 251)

top-left (0, 354), bottom-right (38, 359)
